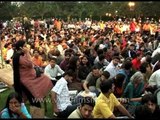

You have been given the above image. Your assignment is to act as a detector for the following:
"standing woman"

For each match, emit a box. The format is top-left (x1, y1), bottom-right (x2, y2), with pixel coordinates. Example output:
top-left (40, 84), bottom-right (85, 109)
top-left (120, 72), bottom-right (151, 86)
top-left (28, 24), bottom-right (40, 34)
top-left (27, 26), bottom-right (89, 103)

top-left (12, 40), bottom-right (53, 108)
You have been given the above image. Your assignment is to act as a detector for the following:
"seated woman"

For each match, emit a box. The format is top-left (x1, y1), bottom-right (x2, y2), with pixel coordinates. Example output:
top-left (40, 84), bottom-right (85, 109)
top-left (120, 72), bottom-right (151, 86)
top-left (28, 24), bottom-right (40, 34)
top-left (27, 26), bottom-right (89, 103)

top-left (113, 73), bottom-right (126, 98)
top-left (0, 92), bottom-right (31, 118)
top-left (123, 71), bottom-right (144, 106)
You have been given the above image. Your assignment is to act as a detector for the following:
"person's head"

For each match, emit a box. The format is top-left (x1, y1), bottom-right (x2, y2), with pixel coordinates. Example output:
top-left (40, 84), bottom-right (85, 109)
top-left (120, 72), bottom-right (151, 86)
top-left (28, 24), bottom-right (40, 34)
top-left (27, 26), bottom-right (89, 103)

top-left (33, 50), bottom-right (40, 58)
top-left (136, 51), bottom-right (143, 60)
top-left (38, 47), bottom-right (44, 53)
top-left (101, 71), bottom-right (110, 81)
top-left (112, 56), bottom-right (120, 67)
top-left (64, 52), bottom-right (71, 61)
top-left (135, 105), bottom-right (152, 119)
top-left (114, 73), bottom-right (125, 88)
top-left (80, 55), bottom-right (89, 65)
top-left (15, 40), bottom-right (26, 51)
top-left (49, 57), bottom-right (57, 68)
top-left (121, 60), bottom-right (132, 70)
top-left (63, 69), bottom-right (75, 83)
top-left (91, 66), bottom-right (100, 77)
top-left (129, 44), bottom-right (135, 50)
top-left (5, 92), bottom-right (22, 116)
top-left (141, 94), bottom-right (157, 113)
top-left (79, 97), bottom-right (95, 118)
top-left (130, 71), bottom-right (144, 85)
top-left (145, 55), bottom-right (152, 64)
top-left (139, 62), bottom-right (151, 73)
top-left (100, 79), bottom-right (114, 95)
top-left (98, 54), bottom-right (105, 63)
top-left (68, 56), bottom-right (80, 69)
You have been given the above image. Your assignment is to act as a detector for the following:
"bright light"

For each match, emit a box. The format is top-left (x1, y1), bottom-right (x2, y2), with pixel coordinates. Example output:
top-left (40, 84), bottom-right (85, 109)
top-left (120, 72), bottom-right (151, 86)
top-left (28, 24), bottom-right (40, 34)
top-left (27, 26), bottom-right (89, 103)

top-left (128, 2), bottom-right (135, 11)
top-left (109, 13), bottom-right (112, 16)
top-left (128, 2), bottom-right (135, 7)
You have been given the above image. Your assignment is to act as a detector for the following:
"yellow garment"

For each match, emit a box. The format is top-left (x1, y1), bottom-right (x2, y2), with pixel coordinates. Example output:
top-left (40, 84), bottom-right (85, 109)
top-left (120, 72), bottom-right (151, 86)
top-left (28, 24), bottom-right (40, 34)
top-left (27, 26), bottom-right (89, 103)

top-left (100, 22), bottom-right (105, 30)
top-left (2, 48), bottom-right (7, 60)
top-left (93, 93), bottom-right (120, 118)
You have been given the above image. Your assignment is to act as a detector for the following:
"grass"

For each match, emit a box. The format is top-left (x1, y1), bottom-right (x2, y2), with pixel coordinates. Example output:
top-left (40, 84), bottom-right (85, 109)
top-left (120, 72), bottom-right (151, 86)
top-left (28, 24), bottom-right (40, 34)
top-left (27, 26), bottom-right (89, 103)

top-left (0, 87), bottom-right (54, 118)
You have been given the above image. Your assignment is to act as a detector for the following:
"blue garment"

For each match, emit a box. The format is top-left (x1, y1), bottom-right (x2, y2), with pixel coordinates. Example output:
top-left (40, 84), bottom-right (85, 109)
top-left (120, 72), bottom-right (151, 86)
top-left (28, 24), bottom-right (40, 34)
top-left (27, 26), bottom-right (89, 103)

top-left (123, 81), bottom-right (144, 106)
top-left (1, 103), bottom-right (31, 118)
top-left (118, 69), bottom-right (131, 89)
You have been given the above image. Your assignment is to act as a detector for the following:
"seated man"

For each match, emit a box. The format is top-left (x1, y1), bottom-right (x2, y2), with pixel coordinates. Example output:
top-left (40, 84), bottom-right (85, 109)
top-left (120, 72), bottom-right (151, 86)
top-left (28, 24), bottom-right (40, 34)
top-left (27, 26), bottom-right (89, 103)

top-left (68, 96), bottom-right (95, 118)
top-left (93, 79), bottom-right (133, 119)
top-left (96, 70), bottom-right (110, 93)
top-left (83, 66), bottom-right (101, 96)
top-left (44, 57), bottom-right (64, 85)
top-left (50, 70), bottom-right (79, 118)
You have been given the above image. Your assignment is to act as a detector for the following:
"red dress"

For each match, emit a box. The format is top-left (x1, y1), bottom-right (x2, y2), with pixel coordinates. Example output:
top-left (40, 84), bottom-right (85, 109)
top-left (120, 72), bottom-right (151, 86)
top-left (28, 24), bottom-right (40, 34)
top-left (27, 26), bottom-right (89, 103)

top-left (19, 54), bottom-right (53, 99)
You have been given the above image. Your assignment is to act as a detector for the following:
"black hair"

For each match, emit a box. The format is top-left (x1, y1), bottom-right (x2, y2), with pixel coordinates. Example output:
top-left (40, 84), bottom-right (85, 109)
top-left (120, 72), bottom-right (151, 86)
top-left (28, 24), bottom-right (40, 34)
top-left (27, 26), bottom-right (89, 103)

top-left (145, 55), bottom-right (152, 63)
top-left (114, 73), bottom-right (125, 88)
top-left (14, 40), bottom-right (26, 51)
top-left (91, 65), bottom-right (99, 71)
top-left (139, 62), bottom-right (149, 73)
top-left (102, 71), bottom-right (110, 79)
top-left (80, 97), bottom-right (95, 108)
top-left (5, 92), bottom-right (22, 118)
top-left (49, 57), bottom-right (57, 62)
top-left (12, 40), bottom-right (25, 96)
top-left (63, 69), bottom-right (75, 78)
top-left (112, 56), bottom-right (120, 61)
top-left (64, 51), bottom-right (72, 57)
top-left (67, 56), bottom-right (79, 71)
top-left (97, 49), bottom-right (104, 55)
top-left (98, 54), bottom-right (105, 61)
top-left (121, 60), bottom-right (132, 70)
top-left (135, 105), bottom-right (152, 119)
top-left (141, 94), bottom-right (157, 105)
top-left (100, 79), bottom-right (113, 93)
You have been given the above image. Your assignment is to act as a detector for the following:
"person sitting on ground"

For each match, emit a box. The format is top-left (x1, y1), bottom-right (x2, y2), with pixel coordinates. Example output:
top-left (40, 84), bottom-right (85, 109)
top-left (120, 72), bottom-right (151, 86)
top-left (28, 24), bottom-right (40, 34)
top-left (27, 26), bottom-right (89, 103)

top-left (104, 56), bottom-right (121, 79)
top-left (96, 70), bottom-right (110, 93)
top-left (68, 96), bottom-right (95, 118)
top-left (50, 70), bottom-right (79, 118)
top-left (141, 94), bottom-right (160, 119)
top-left (123, 71), bottom-right (144, 106)
top-left (93, 79), bottom-right (133, 119)
top-left (59, 52), bottom-right (72, 71)
top-left (78, 55), bottom-right (92, 82)
top-left (113, 73), bottom-right (126, 98)
top-left (83, 66), bottom-right (101, 96)
top-left (148, 69), bottom-right (160, 93)
top-left (44, 57), bottom-right (64, 85)
top-left (135, 104), bottom-right (152, 119)
top-left (0, 92), bottom-right (31, 118)
top-left (32, 50), bottom-right (45, 68)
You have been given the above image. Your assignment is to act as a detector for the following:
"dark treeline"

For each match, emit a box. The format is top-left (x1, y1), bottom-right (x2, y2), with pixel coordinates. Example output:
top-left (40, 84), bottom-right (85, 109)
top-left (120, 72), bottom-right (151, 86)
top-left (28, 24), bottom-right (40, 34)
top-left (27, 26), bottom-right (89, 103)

top-left (0, 1), bottom-right (160, 21)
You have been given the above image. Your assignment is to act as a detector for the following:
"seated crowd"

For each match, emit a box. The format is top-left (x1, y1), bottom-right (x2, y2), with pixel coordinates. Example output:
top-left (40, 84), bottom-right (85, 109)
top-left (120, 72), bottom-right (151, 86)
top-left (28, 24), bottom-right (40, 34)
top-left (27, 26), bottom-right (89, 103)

top-left (1, 17), bottom-right (160, 119)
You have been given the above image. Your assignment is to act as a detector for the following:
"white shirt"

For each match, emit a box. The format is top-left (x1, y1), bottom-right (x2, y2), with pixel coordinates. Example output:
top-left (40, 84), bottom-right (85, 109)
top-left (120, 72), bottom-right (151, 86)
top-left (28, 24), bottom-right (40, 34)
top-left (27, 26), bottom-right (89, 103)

top-left (44, 64), bottom-right (64, 81)
top-left (104, 61), bottom-right (119, 79)
top-left (6, 48), bottom-right (14, 61)
top-left (52, 77), bottom-right (72, 111)
top-left (152, 48), bottom-right (160, 58)
top-left (148, 69), bottom-right (160, 87)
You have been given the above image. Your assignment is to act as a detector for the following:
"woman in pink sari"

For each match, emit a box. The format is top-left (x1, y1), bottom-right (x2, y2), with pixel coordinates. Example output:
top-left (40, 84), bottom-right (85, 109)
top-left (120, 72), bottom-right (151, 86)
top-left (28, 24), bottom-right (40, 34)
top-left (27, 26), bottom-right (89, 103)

top-left (12, 40), bottom-right (53, 108)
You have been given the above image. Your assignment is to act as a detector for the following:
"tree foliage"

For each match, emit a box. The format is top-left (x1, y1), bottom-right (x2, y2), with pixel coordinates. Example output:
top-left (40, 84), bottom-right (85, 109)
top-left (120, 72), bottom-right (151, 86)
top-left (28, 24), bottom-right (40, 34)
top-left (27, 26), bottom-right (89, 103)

top-left (0, 1), bottom-right (160, 21)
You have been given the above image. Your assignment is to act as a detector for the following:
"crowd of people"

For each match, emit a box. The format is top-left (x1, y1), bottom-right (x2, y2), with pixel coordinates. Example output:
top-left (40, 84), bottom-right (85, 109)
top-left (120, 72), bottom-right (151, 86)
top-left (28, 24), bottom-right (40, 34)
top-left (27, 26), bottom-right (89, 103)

top-left (0, 16), bottom-right (160, 119)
